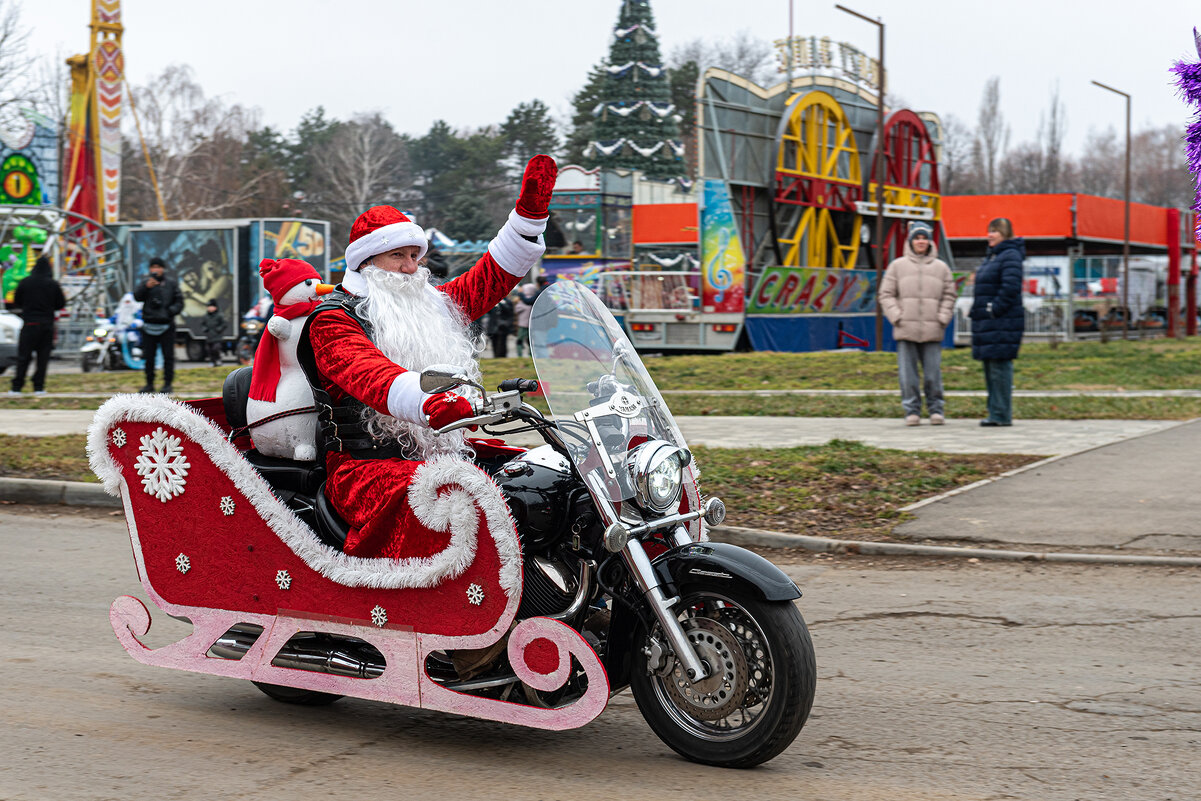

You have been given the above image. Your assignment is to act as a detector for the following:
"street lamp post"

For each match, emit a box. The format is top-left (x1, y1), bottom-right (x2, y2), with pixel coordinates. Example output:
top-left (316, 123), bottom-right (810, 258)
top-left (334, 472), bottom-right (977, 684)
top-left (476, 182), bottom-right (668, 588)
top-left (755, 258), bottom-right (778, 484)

top-left (836, 4), bottom-right (885, 350)
top-left (1091, 80), bottom-right (1131, 341)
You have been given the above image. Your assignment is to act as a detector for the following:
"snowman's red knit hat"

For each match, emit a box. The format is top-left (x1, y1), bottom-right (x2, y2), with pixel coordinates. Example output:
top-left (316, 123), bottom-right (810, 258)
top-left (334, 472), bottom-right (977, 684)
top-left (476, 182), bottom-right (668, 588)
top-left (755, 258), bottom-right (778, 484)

top-left (260, 258), bottom-right (321, 303)
top-left (344, 206), bottom-right (428, 272)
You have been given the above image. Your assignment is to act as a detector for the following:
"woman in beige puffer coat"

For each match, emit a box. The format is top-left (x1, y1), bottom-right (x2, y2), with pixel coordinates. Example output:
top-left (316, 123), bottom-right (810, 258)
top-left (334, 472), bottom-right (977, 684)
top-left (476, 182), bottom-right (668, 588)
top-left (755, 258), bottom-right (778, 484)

top-left (878, 222), bottom-right (957, 426)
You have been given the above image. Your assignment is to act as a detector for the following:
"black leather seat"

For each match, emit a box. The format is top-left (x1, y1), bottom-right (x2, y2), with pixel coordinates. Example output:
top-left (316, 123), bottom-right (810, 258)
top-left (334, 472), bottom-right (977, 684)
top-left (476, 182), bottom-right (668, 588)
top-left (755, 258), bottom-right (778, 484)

top-left (221, 366), bottom-right (327, 507)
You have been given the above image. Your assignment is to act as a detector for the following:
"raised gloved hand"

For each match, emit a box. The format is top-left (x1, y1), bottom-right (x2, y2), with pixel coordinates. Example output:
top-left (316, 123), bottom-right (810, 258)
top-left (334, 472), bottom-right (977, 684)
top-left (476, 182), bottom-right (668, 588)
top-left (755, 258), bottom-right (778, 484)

top-left (514, 155), bottom-right (558, 220)
top-left (423, 392), bottom-right (476, 431)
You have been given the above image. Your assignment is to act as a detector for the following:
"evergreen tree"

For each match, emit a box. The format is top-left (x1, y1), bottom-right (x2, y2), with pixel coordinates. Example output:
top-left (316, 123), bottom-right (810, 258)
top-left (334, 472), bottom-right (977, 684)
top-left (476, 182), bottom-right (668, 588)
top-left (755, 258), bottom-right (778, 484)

top-left (501, 100), bottom-right (560, 170)
top-left (587, 0), bottom-right (683, 178)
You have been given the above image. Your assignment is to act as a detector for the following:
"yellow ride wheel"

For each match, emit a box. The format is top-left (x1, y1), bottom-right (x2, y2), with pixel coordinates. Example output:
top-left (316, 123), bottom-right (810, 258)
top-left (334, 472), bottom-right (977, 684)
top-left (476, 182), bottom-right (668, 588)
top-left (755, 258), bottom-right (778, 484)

top-left (773, 91), bottom-right (862, 269)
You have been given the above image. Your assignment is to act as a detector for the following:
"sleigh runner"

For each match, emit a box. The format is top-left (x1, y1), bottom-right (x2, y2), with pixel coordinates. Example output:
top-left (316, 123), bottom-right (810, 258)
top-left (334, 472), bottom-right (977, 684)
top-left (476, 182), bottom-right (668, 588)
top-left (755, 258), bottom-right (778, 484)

top-left (90, 392), bottom-right (609, 729)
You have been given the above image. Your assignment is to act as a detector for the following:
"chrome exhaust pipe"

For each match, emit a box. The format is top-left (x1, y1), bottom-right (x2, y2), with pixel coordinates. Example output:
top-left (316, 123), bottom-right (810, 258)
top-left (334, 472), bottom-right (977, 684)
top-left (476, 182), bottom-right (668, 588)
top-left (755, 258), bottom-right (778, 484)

top-left (208, 625), bottom-right (385, 678)
top-left (270, 633), bottom-right (386, 679)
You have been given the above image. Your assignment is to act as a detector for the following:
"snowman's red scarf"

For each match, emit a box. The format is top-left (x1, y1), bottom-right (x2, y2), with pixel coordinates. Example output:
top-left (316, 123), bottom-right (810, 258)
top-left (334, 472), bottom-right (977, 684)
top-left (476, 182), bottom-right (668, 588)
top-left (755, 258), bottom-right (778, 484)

top-left (248, 300), bottom-right (323, 402)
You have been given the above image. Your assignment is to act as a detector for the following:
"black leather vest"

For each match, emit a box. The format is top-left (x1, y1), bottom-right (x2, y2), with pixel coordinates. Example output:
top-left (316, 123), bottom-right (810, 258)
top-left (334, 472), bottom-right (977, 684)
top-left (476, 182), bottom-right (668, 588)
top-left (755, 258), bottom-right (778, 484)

top-left (296, 289), bottom-right (412, 460)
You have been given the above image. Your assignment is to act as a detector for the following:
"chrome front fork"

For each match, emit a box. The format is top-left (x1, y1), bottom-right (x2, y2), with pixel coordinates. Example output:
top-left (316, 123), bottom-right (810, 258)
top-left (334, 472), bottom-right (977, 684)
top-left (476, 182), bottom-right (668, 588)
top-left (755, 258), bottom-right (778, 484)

top-left (621, 537), bottom-right (710, 682)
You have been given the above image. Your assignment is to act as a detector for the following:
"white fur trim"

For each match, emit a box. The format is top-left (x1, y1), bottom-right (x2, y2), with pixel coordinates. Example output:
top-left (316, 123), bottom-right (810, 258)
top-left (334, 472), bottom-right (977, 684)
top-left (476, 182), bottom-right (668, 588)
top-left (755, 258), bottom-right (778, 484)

top-left (508, 209), bottom-right (549, 237)
top-left (341, 267), bottom-right (368, 297)
top-left (387, 370), bottom-right (430, 426)
top-left (87, 394), bottom-right (520, 595)
top-left (345, 221), bottom-right (428, 272)
top-left (488, 209), bottom-right (547, 276)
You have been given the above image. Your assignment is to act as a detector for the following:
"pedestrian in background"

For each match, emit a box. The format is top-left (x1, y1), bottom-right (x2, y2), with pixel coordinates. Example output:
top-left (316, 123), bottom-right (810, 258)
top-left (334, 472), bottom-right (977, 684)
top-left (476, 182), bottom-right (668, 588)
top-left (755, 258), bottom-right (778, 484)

top-left (483, 291), bottom-right (515, 358)
top-left (133, 257), bottom-right (184, 394)
top-left (7, 256), bottom-right (65, 396)
top-left (970, 217), bottom-right (1025, 427)
top-left (201, 299), bottom-right (225, 367)
top-left (879, 222), bottom-right (957, 426)
top-left (513, 284), bottom-right (535, 358)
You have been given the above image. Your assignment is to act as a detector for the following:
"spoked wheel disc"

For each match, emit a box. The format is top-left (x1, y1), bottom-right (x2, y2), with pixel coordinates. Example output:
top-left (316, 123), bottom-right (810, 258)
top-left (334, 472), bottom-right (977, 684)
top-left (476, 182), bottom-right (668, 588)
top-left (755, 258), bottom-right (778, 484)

top-left (630, 588), bottom-right (815, 768)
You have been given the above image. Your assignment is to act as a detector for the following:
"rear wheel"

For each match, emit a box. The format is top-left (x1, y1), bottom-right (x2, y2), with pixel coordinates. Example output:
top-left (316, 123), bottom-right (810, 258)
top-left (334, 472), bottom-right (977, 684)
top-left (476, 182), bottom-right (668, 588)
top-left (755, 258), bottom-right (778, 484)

top-left (251, 681), bottom-right (343, 706)
top-left (629, 588), bottom-right (816, 768)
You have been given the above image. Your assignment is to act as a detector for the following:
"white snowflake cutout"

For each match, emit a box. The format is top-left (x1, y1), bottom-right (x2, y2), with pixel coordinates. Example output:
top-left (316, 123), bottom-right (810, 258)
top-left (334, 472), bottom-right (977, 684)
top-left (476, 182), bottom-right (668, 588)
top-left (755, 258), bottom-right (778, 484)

top-left (220, 496), bottom-right (236, 516)
top-left (175, 553), bottom-right (191, 574)
top-left (466, 583), bottom-right (485, 606)
top-left (275, 570), bottom-right (291, 590)
top-left (370, 605), bottom-right (388, 627)
top-left (111, 428), bottom-right (127, 448)
top-left (134, 427), bottom-right (190, 503)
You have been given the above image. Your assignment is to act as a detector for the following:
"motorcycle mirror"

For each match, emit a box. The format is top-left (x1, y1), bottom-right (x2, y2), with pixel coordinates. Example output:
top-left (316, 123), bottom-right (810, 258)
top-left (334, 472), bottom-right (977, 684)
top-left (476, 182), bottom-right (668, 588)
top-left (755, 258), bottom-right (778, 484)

top-left (420, 366), bottom-right (482, 394)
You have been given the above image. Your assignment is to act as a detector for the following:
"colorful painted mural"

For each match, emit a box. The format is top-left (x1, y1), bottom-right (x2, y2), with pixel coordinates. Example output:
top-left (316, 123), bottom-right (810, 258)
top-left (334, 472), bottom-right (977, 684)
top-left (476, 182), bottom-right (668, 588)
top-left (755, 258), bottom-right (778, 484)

top-left (699, 179), bottom-right (745, 313)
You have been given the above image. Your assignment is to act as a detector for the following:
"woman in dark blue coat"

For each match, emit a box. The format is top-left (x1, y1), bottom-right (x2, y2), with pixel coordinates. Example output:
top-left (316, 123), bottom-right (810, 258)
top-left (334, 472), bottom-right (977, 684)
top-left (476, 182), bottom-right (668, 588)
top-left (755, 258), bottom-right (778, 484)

top-left (969, 217), bottom-right (1025, 426)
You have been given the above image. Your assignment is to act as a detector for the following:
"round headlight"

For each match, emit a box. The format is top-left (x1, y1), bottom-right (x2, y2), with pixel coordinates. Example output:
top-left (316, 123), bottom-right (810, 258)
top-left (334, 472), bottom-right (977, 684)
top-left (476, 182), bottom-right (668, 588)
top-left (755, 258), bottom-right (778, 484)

top-left (627, 440), bottom-right (691, 513)
top-left (93, 327), bottom-right (108, 338)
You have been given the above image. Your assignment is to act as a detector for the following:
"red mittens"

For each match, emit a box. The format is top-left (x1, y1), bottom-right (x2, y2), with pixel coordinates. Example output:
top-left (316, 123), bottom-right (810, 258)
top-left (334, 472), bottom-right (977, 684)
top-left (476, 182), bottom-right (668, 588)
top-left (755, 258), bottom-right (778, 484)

top-left (423, 392), bottom-right (476, 430)
top-left (514, 154), bottom-right (558, 220)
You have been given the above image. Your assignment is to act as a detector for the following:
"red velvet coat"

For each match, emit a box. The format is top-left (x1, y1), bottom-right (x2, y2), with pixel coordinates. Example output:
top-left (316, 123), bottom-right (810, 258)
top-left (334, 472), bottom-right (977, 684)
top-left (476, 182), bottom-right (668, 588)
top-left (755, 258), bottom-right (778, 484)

top-left (308, 254), bottom-right (521, 558)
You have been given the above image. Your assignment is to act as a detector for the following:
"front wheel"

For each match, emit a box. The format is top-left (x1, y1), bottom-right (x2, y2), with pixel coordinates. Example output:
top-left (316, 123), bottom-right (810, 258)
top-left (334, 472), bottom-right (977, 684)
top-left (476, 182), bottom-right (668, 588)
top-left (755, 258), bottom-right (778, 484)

top-left (81, 352), bottom-right (99, 373)
top-left (629, 588), bottom-right (816, 768)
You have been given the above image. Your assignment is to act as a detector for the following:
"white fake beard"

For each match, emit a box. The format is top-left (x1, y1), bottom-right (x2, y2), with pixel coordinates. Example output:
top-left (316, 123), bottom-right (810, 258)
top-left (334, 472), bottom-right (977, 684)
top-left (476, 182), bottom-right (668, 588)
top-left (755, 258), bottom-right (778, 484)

top-left (357, 265), bottom-right (484, 460)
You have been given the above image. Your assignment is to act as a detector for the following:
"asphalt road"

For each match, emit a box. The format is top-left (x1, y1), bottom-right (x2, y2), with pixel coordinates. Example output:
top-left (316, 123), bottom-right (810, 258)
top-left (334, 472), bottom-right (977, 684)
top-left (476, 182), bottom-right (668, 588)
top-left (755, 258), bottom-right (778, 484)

top-left (2, 504), bottom-right (1198, 801)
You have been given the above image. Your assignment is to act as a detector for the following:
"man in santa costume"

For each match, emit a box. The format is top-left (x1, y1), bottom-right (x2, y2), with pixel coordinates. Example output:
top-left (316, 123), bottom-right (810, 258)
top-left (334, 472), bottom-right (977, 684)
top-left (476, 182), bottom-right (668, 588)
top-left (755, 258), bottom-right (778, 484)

top-left (297, 155), bottom-right (556, 561)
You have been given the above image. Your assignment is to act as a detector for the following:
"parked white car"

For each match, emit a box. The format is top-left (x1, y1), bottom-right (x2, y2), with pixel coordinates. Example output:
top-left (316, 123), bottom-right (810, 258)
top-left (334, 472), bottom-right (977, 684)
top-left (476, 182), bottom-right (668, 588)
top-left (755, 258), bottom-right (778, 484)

top-left (0, 309), bottom-right (22, 373)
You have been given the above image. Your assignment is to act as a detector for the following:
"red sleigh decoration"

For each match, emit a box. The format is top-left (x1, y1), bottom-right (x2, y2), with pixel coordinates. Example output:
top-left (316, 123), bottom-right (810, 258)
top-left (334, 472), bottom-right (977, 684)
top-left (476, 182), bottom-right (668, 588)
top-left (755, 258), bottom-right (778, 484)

top-left (89, 394), bottom-right (608, 730)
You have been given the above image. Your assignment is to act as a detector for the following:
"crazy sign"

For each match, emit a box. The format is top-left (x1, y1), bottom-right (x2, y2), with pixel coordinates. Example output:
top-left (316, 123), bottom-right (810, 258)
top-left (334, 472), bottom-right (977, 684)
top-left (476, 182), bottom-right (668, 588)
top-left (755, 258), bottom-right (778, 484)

top-left (746, 266), bottom-right (879, 315)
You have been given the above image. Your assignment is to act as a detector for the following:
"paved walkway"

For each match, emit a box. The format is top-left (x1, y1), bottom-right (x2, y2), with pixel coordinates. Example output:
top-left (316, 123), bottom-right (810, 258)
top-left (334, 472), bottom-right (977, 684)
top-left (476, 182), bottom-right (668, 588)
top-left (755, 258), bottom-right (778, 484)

top-left (895, 418), bottom-right (1201, 553)
top-left (0, 409), bottom-right (1179, 456)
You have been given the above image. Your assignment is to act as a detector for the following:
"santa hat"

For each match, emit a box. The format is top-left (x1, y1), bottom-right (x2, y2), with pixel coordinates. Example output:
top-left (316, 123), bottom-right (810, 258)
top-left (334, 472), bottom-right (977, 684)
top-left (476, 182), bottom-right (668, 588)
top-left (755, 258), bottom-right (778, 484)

top-left (344, 206), bottom-right (428, 272)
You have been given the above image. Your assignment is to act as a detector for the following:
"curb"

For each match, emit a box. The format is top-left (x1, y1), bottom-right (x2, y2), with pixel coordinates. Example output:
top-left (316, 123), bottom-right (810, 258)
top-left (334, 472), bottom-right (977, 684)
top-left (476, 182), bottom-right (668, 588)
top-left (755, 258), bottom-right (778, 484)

top-left (708, 525), bottom-right (1201, 566)
top-left (0, 477), bottom-right (119, 509)
top-left (3, 477), bottom-right (1198, 567)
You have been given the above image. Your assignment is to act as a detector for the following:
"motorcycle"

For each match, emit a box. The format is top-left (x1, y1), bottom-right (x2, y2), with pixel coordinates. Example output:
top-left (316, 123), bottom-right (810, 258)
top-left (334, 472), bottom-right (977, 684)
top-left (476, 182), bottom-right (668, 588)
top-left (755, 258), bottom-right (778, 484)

top-left (235, 296), bottom-right (272, 364)
top-left (90, 281), bottom-right (815, 768)
top-left (80, 315), bottom-right (158, 372)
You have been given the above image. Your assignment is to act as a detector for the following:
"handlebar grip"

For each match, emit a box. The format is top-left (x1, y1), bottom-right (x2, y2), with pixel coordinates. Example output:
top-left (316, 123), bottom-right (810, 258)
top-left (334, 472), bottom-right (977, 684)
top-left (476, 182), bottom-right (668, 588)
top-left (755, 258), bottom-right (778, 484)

top-left (498, 378), bottom-right (539, 393)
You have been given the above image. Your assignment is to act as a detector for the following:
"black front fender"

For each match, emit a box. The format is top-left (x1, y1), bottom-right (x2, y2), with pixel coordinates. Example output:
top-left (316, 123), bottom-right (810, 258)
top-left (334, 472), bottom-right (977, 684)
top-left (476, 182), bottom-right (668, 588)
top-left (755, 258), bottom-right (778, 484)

top-left (652, 541), bottom-right (802, 602)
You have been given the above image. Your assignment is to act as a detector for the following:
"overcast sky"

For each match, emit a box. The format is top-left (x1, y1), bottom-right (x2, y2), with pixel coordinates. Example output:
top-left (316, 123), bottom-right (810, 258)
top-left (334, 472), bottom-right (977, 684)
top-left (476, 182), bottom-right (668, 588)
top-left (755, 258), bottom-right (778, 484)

top-left (16, 0), bottom-right (1201, 158)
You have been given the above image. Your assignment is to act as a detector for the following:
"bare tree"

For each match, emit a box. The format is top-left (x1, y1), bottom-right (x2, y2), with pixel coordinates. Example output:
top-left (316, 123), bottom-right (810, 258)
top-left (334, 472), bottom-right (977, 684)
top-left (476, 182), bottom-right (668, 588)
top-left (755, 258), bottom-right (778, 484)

top-left (940, 114), bottom-right (980, 194)
top-left (670, 29), bottom-right (775, 86)
top-left (122, 65), bottom-right (277, 219)
top-left (0, 1), bottom-right (37, 133)
top-left (975, 76), bottom-right (1009, 193)
top-left (305, 113), bottom-right (410, 243)
top-left (1039, 83), bottom-right (1067, 191)
top-left (1076, 126), bottom-right (1122, 198)
top-left (1132, 123), bottom-right (1194, 207)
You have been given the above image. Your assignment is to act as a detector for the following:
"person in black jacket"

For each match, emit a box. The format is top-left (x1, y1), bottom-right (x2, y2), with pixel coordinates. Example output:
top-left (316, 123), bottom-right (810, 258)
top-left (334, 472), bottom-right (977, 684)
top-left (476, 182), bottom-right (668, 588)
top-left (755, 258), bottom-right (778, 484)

top-left (132, 257), bottom-right (184, 393)
top-left (201, 300), bottom-right (225, 367)
top-left (8, 256), bottom-right (65, 395)
top-left (969, 217), bottom-right (1025, 426)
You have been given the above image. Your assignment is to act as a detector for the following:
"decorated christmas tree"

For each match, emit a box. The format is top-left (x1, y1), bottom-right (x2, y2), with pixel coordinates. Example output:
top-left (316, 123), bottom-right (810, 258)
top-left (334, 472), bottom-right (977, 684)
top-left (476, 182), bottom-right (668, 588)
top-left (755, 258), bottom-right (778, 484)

top-left (586, 0), bottom-right (684, 179)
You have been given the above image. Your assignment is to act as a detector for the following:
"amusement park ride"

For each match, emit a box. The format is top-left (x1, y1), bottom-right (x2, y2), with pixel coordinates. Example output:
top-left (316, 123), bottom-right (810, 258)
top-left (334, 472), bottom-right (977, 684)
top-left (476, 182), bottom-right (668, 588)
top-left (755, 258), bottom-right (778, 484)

top-left (545, 35), bottom-right (954, 353)
top-left (0, 1), bottom-right (328, 362)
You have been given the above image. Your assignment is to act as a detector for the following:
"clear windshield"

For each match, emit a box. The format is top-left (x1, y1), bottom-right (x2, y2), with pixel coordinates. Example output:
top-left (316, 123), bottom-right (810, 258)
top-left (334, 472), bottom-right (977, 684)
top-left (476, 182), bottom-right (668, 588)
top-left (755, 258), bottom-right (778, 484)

top-left (529, 281), bottom-right (688, 503)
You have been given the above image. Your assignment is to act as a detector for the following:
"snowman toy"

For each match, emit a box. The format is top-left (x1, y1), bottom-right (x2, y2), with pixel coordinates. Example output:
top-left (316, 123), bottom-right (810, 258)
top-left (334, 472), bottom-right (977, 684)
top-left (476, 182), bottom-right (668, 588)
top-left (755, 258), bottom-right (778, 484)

top-left (245, 259), bottom-right (334, 461)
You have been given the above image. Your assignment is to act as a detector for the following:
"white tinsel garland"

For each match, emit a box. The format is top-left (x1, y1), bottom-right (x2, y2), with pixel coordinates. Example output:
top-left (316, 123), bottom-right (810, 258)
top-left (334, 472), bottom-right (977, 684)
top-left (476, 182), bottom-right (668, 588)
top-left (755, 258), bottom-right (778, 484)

top-left (591, 101), bottom-right (677, 119)
top-left (613, 22), bottom-right (657, 39)
top-left (603, 61), bottom-right (666, 79)
top-left (585, 138), bottom-right (686, 160)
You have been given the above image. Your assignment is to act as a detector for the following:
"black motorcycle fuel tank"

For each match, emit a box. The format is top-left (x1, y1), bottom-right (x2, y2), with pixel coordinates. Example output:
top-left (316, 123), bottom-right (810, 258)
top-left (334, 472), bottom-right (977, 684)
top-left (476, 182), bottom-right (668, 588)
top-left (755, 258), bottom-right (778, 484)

top-left (493, 445), bottom-right (584, 550)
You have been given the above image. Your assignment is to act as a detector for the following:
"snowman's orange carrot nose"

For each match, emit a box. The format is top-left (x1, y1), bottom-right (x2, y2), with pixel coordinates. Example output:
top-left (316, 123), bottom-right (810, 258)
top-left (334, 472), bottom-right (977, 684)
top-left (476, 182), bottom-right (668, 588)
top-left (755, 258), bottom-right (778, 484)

top-left (315, 283), bottom-right (336, 295)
